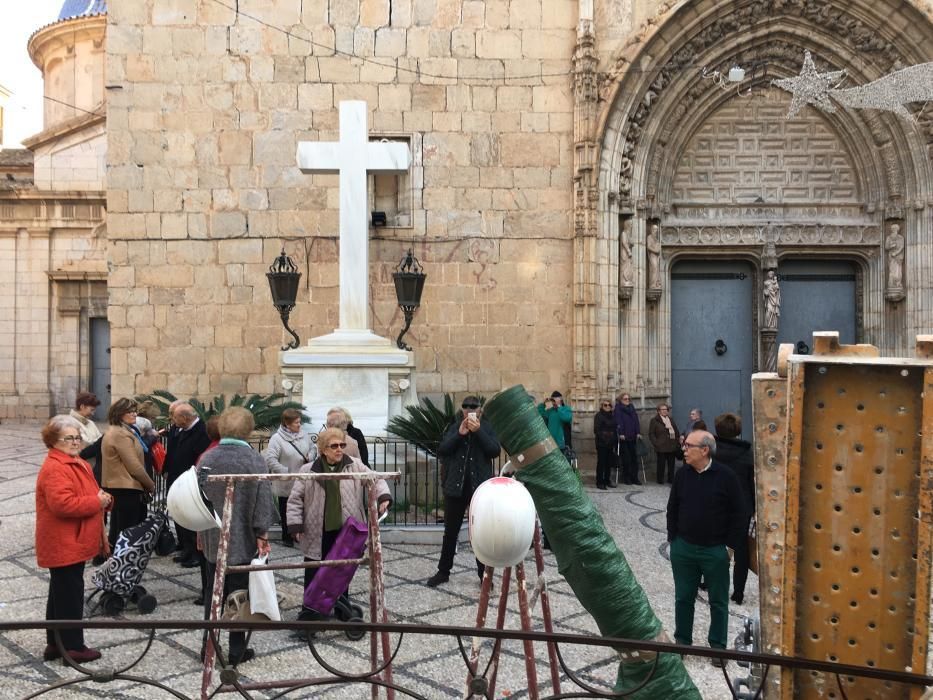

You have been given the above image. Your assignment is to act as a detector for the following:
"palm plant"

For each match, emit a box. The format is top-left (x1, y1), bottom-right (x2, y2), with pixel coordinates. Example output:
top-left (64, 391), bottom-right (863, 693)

top-left (134, 391), bottom-right (307, 431)
top-left (387, 394), bottom-right (485, 455)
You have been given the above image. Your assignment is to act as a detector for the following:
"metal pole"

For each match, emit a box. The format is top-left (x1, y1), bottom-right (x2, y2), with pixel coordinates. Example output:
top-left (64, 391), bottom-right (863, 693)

top-left (515, 561), bottom-right (539, 699)
top-left (201, 478), bottom-right (236, 699)
top-left (485, 566), bottom-right (513, 698)
top-left (532, 522), bottom-right (561, 693)
top-left (467, 565), bottom-right (495, 694)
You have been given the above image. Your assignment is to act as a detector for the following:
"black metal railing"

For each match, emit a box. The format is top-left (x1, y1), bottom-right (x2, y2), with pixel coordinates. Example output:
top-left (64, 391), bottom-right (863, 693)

top-left (6, 618), bottom-right (931, 700)
top-left (231, 435), bottom-right (504, 527)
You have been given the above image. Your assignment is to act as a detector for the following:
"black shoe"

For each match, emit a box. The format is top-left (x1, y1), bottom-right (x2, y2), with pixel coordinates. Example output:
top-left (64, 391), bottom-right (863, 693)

top-left (180, 557), bottom-right (201, 568)
top-left (229, 648), bottom-right (255, 666)
top-left (731, 593), bottom-right (744, 605)
top-left (632, 480), bottom-right (642, 485)
top-left (91, 555), bottom-right (106, 567)
top-left (281, 538), bottom-right (294, 548)
top-left (607, 482), bottom-right (617, 488)
top-left (173, 553), bottom-right (189, 564)
top-left (426, 571), bottom-right (449, 588)
top-left (597, 484), bottom-right (607, 490)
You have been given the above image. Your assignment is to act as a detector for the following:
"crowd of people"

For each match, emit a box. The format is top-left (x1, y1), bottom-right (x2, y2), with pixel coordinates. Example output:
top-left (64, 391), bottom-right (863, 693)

top-left (34, 388), bottom-right (756, 672)
top-left (34, 393), bottom-right (390, 666)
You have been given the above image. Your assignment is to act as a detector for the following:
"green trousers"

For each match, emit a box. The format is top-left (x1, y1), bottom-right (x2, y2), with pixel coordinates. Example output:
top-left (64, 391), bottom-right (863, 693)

top-left (670, 536), bottom-right (730, 649)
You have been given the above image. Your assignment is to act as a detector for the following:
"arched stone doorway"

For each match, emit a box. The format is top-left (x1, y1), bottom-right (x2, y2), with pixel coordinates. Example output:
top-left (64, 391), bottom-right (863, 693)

top-left (573, 0), bottom-right (933, 409)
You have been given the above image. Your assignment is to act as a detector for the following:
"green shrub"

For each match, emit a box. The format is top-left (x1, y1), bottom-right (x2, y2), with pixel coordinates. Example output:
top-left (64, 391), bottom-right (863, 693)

top-left (135, 390), bottom-right (307, 431)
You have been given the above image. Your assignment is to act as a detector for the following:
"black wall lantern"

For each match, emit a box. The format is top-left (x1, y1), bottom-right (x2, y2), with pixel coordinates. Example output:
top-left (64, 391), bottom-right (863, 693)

top-left (266, 248), bottom-right (302, 350)
top-left (392, 248), bottom-right (426, 351)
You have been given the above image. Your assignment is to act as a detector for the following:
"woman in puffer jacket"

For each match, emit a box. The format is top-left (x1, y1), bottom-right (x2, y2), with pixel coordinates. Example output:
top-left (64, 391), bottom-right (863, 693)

top-left (262, 409), bottom-right (316, 547)
top-left (286, 427), bottom-right (390, 617)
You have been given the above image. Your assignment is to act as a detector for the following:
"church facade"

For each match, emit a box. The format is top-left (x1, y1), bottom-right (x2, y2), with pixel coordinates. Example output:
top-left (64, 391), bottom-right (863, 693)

top-left (95, 0), bottom-right (933, 430)
top-left (0, 1), bottom-right (107, 419)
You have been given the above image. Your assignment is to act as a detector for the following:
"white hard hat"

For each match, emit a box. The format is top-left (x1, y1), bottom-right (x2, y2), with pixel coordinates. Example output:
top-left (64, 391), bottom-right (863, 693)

top-left (469, 477), bottom-right (537, 568)
top-left (166, 466), bottom-right (222, 532)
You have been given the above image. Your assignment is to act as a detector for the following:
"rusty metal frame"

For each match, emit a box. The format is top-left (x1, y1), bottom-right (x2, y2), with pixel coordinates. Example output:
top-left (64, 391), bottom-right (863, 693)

top-left (200, 470), bottom-right (401, 700)
top-left (756, 333), bottom-right (933, 700)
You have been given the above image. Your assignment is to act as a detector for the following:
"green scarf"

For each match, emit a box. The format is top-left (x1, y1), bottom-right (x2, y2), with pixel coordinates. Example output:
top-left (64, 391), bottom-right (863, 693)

top-left (322, 458), bottom-right (343, 532)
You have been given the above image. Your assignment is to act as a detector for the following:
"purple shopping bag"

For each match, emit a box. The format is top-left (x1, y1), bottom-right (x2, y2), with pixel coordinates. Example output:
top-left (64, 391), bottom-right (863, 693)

top-left (302, 516), bottom-right (368, 615)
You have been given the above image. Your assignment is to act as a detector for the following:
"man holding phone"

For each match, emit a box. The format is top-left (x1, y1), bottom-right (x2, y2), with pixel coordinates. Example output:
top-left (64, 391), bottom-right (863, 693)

top-left (426, 396), bottom-right (501, 588)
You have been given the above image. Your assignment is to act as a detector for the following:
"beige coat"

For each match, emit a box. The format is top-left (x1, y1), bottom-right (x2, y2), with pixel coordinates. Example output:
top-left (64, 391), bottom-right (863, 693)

top-left (101, 425), bottom-right (155, 492)
top-left (285, 455), bottom-right (391, 560)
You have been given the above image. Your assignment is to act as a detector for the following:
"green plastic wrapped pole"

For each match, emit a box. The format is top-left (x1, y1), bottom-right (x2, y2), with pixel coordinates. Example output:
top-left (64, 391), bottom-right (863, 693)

top-left (484, 385), bottom-right (701, 698)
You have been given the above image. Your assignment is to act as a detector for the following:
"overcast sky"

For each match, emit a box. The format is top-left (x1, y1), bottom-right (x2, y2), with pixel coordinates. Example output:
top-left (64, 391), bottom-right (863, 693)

top-left (0, 0), bottom-right (67, 147)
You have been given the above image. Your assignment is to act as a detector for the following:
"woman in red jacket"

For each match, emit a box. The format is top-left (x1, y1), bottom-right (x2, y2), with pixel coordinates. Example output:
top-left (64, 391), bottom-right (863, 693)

top-left (36, 415), bottom-right (113, 664)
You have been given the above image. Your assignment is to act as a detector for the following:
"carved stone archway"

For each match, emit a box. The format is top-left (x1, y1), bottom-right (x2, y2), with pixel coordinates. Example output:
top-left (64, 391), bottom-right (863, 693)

top-left (570, 0), bottom-right (933, 407)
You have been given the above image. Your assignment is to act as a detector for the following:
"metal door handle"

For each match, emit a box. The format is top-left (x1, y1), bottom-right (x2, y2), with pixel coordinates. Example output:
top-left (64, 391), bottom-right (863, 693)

top-left (714, 339), bottom-right (728, 356)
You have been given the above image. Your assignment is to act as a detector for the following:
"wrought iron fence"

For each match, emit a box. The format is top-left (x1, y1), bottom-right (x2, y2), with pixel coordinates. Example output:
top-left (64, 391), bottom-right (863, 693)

top-left (6, 618), bottom-right (931, 700)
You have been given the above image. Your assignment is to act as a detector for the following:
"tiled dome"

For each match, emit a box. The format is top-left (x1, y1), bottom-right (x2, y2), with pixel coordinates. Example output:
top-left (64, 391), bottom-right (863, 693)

top-left (57, 0), bottom-right (107, 21)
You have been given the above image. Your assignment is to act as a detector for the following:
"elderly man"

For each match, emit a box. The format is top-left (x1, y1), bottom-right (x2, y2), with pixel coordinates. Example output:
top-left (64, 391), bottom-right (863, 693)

top-left (164, 402), bottom-right (212, 568)
top-left (666, 429), bottom-right (747, 667)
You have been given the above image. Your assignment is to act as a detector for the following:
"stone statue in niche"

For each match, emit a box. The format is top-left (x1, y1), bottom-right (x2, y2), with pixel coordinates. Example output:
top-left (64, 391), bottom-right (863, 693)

top-left (885, 222), bottom-right (906, 301)
top-left (763, 269), bottom-right (781, 329)
top-left (619, 218), bottom-right (634, 289)
top-left (646, 222), bottom-right (662, 297)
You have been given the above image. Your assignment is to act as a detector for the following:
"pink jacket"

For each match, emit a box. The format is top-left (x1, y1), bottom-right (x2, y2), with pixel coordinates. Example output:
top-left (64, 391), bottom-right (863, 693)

top-left (285, 455), bottom-right (391, 560)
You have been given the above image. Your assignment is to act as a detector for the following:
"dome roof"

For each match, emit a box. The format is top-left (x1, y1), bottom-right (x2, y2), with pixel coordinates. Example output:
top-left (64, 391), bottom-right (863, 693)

top-left (57, 0), bottom-right (107, 21)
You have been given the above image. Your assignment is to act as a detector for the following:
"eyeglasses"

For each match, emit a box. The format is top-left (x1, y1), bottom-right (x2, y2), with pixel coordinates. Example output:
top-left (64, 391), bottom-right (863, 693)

top-left (683, 442), bottom-right (704, 449)
top-left (58, 436), bottom-right (81, 444)
top-left (326, 442), bottom-right (347, 450)
top-left (621, 397), bottom-right (631, 402)
top-left (601, 403), bottom-right (611, 407)
top-left (462, 403), bottom-right (480, 410)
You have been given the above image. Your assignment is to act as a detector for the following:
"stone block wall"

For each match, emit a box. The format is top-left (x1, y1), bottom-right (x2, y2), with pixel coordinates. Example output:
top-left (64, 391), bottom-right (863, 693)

top-left (106, 0), bottom-right (578, 401)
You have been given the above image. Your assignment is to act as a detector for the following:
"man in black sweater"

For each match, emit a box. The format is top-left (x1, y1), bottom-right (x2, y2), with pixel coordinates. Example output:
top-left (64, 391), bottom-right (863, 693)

top-left (164, 403), bottom-right (212, 568)
top-left (666, 429), bottom-right (747, 666)
top-left (714, 413), bottom-right (755, 605)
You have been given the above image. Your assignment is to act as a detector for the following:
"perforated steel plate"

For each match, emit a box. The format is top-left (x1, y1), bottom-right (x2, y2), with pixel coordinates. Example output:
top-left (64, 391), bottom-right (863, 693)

top-left (789, 363), bottom-right (926, 699)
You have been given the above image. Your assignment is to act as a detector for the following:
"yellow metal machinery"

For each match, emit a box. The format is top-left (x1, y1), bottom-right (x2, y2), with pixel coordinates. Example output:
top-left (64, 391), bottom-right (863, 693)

top-left (752, 332), bottom-right (933, 699)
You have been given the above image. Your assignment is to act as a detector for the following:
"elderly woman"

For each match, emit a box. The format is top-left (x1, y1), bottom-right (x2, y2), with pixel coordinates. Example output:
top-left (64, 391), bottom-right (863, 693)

top-left (593, 398), bottom-right (617, 490)
top-left (198, 407), bottom-right (274, 666)
top-left (36, 415), bottom-right (112, 664)
top-left (263, 408), bottom-right (316, 547)
top-left (287, 427), bottom-right (391, 616)
top-left (649, 403), bottom-right (681, 485)
top-left (325, 407), bottom-right (362, 462)
top-left (101, 398), bottom-right (155, 547)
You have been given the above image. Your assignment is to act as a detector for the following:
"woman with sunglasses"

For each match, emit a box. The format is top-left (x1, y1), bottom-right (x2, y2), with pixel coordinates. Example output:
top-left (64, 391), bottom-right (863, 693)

top-left (286, 427), bottom-right (391, 618)
top-left (593, 399), bottom-right (617, 490)
top-left (35, 415), bottom-right (112, 664)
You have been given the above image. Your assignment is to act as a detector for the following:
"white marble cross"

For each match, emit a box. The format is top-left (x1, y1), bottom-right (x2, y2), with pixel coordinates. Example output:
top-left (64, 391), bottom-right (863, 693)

top-left (296, 101), bottom-right (411, 337)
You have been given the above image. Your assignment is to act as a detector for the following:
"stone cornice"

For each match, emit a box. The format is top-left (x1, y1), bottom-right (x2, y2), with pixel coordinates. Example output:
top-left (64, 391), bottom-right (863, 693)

top-left (661, 223), bottom-right (881, 247)
top-left (27, 15), bottom-right (106, 71)
top-left (21, 110), bottom-right (105, 151)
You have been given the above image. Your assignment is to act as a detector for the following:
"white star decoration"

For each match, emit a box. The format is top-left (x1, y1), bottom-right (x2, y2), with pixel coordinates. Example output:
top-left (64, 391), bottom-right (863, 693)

top-left (772, 50), bottom-right (846, 117)
top-left (774, 50), bottom-right (933, 120)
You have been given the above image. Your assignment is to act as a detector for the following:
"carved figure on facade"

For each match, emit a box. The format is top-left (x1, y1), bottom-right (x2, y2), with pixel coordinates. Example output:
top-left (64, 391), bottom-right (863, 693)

top-left (763, 270), bottom-right (781, 329)
top-left (619, 217), bottom-right (634, 299)
top-left (646, 222), bottom-right (662, 300)
top-left (885, 222), bottom-right (906, 301)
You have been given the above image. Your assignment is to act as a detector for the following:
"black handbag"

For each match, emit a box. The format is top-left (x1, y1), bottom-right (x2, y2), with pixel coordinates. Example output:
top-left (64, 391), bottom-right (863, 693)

top-left (155, 522), bottom-right (177, 556)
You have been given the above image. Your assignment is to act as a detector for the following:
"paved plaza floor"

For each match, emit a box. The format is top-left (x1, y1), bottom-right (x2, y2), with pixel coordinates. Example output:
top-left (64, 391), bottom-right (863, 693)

top-left (0, 421), bottom-right (758, 698)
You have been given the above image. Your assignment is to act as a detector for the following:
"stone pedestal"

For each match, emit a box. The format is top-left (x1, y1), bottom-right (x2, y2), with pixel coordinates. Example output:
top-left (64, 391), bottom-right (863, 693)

top-left (281, 332), bottom-right (418, 437)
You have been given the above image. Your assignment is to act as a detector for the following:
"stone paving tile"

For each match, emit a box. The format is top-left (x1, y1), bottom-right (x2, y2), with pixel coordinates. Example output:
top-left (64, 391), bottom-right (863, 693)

top-left (0, 422), bottom-right (758, 698)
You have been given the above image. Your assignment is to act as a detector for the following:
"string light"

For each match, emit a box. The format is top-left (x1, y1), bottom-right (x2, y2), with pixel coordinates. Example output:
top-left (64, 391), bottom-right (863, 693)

top-left (773, 50), bottom-right (933, 120)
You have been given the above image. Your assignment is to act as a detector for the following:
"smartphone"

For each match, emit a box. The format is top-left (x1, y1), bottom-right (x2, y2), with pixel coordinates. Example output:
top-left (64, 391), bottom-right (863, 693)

top-left (468, 412), bottom-right (477, 421)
